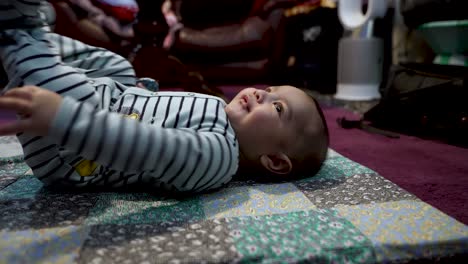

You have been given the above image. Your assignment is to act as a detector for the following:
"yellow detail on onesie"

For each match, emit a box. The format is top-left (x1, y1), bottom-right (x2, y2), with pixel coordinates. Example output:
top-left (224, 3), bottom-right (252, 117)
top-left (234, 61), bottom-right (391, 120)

top-left (125, 113), bottom-right (140, 120)
top-left (74, 160), bottom-right (99, 177)
top-left (73, 111), bottom-right (139, 176)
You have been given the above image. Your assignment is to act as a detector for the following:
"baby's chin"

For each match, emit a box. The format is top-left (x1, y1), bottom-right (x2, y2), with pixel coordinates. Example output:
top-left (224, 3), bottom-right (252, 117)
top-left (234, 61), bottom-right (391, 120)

top-left (225, 101), bottom-right (243, 119)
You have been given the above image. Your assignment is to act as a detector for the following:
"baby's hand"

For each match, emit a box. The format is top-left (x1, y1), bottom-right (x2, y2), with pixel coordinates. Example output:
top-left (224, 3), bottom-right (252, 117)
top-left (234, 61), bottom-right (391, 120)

top-left (0, 86), bottom-right (62, 136)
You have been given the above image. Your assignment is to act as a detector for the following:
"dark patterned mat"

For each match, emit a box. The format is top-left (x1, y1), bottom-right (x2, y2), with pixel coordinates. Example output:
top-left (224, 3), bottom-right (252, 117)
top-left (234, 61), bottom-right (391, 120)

top-left (1, 137), bottom-right (467, 263)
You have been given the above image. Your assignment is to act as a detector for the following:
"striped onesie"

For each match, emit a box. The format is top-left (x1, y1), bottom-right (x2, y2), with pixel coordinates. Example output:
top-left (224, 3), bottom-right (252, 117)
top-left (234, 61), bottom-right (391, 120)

top-left (0, 0), bottom-right (239, 193)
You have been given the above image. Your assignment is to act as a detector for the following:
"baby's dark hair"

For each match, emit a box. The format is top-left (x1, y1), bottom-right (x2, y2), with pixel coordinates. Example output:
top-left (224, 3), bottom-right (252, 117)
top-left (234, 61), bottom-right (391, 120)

top-left (288, 93), bottom-right (329, 180)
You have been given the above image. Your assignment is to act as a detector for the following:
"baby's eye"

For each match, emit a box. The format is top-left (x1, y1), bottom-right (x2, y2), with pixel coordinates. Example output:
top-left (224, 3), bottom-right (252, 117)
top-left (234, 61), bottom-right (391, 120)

top-left (273, 102), bottom-right (283, 114)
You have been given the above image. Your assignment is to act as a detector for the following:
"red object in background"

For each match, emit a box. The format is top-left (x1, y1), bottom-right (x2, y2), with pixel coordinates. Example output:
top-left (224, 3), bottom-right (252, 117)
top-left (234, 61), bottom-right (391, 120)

top-left (92, 0), bottom-right (139, 24)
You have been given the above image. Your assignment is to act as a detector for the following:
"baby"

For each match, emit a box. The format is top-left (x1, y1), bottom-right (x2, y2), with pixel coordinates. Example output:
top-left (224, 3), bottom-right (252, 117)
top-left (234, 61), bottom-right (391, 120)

top-left (0, 0), bottom-right (328, 193)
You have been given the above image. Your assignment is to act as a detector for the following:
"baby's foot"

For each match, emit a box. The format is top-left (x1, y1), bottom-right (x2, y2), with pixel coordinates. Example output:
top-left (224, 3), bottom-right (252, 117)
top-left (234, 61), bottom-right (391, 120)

top-left (0, 0), bottom-right (53, 30)
top-left (136, 78), bottom-right (159, 92)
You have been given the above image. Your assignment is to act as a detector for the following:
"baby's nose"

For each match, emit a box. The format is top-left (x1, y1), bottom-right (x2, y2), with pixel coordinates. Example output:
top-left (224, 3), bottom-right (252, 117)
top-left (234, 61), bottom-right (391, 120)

top-left (253, 90), bottom-right (266, 103)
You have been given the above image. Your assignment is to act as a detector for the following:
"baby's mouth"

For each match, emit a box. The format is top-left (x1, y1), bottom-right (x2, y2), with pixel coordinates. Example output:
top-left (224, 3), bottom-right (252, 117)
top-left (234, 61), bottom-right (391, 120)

top-left (241, 95), bottom-right (250, 112)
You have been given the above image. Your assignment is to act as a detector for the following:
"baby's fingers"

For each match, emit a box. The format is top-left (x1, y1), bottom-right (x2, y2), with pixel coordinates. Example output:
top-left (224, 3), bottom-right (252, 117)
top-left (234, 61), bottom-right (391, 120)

top-left (0, 119), bottom-right (31, 135)
top-left (3, 86), bottom-right (37, 100)
top-left (0, 97), bottom-right (32, 116)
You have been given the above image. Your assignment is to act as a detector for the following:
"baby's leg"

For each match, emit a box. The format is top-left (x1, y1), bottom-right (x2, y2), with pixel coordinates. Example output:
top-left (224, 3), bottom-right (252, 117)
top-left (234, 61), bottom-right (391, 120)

top-left (1, 0), bottom-right (136, 92)
top-left (1, 30), bottom-right (101, 102)
top-left (0, 0), bottom-right (45, 30)
top-left (1, 36), bottom-right (137, 118)
top-left (48, 33), bottom-right (137, 88)
top-left (0, 1), bottom-right (134, 187)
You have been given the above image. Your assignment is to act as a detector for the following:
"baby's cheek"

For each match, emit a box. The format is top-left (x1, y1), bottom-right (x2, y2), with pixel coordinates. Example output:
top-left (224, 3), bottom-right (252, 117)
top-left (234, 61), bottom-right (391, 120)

top-left (252, 110), bottom-right (275, 124)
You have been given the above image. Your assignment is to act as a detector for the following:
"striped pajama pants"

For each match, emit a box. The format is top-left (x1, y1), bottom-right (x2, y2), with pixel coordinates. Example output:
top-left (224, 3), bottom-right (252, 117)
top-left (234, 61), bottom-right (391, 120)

top-left (1, 0), bottom-right (138, 188)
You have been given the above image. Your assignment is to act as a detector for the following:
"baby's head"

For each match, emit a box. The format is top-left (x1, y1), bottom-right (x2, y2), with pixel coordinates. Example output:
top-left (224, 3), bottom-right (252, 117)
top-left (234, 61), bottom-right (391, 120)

top-left (225, 85), bottom-right (329, 181)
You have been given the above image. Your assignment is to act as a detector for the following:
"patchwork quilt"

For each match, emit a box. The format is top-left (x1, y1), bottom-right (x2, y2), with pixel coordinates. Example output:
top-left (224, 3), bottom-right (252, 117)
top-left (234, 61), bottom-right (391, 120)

top-left (1, 135), bottom-right (467, 263)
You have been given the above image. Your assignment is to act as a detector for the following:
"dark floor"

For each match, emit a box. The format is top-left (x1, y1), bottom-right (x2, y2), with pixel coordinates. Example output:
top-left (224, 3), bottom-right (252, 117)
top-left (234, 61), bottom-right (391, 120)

top-left (309, 90), bottom-right (380, 115)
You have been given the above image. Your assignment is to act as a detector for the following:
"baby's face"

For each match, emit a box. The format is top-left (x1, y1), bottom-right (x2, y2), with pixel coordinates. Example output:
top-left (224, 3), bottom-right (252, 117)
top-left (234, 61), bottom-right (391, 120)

top-left (225, 85), bottom-right (319, 162)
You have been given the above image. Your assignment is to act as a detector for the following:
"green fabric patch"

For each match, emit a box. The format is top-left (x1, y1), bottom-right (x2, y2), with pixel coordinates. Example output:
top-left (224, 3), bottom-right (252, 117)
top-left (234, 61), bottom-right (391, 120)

top-left (85, 193), bottom-right (205, 225)
top-left (227, 209), bottom-right (376, 263)
top-left (0, 176), bottom-right (44, 200)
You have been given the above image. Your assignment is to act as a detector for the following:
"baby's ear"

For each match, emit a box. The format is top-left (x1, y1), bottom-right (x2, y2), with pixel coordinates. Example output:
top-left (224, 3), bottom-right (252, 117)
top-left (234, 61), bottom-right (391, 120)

top-left (260, 153), bottom-right (292, 175)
